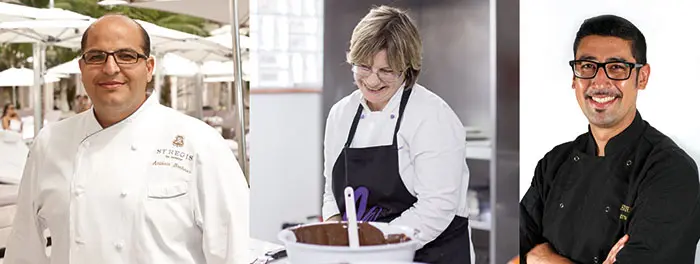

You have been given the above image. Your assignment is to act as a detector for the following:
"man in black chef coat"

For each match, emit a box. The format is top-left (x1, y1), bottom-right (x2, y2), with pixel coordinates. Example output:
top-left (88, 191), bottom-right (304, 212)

top-left (520, 14), bottom-right (700, 264)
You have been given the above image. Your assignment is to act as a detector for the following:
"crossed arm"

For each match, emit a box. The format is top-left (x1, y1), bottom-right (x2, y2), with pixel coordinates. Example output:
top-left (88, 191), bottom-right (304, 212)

top-left (521, 151), bottom-right (700, 264)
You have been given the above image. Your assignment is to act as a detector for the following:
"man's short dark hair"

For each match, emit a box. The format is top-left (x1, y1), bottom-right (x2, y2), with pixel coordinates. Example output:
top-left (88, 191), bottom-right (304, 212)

top-left (573, 15), bottom-right (647, 64)
top-left (80, 14), bottom-right (151, 57)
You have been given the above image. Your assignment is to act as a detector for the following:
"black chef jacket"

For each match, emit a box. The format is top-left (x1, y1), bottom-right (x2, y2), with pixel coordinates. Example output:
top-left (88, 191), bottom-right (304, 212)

top-left (520, 110), bottom-right (700, 264)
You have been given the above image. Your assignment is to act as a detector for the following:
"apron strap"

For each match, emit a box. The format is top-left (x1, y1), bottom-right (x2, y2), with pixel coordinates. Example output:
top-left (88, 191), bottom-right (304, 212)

top-left (392, 88), bottom-right (412, 146)
top-left (344, 104), bottom-right (364, 148)
top-left (344, 88), bottom-right (413, 148)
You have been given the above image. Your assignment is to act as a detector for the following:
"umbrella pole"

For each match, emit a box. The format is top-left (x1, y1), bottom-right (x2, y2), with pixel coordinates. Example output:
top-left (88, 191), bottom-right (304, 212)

top-left (32, 43), bottom-right (44, 137)
top-left (11, 86), bottom-right (16, 108)
top-left (171, 77), bottom-right (178, 110)
top-left (226, 81), bottom-right (233, 110)
top-left (154, 52), bottom-right (164, 104)
top-left (230, 0), bottom-right (249, 181)
top-left (194, 63), bottom-right (204, 120)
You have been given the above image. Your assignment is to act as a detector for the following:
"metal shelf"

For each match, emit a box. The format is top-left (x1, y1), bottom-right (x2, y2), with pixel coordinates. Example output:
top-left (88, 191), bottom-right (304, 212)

top-left (466, 140), bottom-right (492, 160)
top-left (470, 219), bottom-right (491, 231)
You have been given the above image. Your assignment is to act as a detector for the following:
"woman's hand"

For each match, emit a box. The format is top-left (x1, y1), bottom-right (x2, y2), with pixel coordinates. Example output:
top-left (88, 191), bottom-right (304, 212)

top-left (325, 215), bottom-right (342, 222)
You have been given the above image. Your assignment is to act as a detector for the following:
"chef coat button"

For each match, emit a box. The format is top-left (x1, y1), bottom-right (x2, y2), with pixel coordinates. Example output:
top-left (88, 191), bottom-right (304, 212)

top-left (573, 155), bottom-right (579, 162)
top-left (605, 206), bottom-right (610, 213)
top-left (120, 190), bottom-right (128, 197)
top-left (559, 202), bottom-right (565, 208)
top-left (626, 160), bottom-right (632, 166)
top-left (114, 241), bottom-right (124, 251)
top-left (130, 145), bottom-right (137, 151)
top-left (74, 187), bottom-right (84, 196)
top-left (390, 114), bottom-right (395, 119)
top-left (593, 256), bottom-right (599, 264)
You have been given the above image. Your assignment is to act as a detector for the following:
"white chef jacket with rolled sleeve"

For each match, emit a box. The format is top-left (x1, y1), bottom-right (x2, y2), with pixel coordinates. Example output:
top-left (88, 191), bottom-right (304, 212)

top-left (321, 83), bottom-right (473, 250)
top-left (4, 95), bottom-right (250, 264)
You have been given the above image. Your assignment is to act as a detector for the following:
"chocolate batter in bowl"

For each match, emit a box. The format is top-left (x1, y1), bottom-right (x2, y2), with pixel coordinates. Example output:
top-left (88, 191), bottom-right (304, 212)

top-left (277, 222), bottom-right (420, 264)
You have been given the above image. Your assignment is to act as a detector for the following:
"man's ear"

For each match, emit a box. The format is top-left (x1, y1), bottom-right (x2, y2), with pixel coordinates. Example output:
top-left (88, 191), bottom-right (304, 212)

top-left (146, 56), bottom-right (155, 83)
top-left (636, 64), bottom-right (650, 90)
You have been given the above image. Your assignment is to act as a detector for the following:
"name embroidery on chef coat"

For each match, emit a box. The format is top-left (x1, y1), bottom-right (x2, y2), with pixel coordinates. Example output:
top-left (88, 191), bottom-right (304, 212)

top-left (619, 204), bottom-right (632, 221)
top-left (151, 135), bottom-right (194, 174)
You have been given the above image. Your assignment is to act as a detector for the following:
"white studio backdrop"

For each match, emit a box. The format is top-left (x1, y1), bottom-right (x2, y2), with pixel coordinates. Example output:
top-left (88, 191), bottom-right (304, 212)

top-left (520, 0), bottom-right (700, 198)
top-left (520, 1), bottom-right (700, 261)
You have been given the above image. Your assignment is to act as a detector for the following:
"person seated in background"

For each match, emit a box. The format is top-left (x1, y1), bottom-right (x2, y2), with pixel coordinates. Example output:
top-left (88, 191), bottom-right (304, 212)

top-left (74, 94), bottom-right (92, 113)
top-left (2, 103), bottom-right (22, 133)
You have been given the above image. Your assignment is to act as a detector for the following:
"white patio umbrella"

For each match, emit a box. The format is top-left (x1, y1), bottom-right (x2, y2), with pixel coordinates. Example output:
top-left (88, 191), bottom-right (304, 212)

top-left (47, 57), bottom-right (81, 76)
top-left (0, 68), bottom-right (60, 86)
top-left (0, 5), bottom-right (92, 135)
top-left (0, 67), bottom-right (61, 113)
top-left (97, 0), bottom-right (249, 25)
top-left (206, 25), bottom-right (250, 50)
top-left (139, 19), bottom-right (233, 103)
top-left (0, 2), bottom-right (91, 22)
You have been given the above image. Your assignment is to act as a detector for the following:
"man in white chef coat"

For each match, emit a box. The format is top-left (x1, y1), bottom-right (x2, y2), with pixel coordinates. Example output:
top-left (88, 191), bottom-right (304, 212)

top-left (4, 14), bottom-right (250, 264)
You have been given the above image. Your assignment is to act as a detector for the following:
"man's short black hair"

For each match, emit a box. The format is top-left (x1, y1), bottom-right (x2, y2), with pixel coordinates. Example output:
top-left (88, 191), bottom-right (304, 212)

top-left (573, 15), bottom-right (647, 64)
top-left (80, 14), bottom-right (151, 57)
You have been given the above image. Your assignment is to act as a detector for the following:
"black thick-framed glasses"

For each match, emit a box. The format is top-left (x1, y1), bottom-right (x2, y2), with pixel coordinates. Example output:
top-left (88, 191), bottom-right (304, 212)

top-left (81, 49), bottom-right (148, 65)
top-left (569, 59), bottom-right (644, 81)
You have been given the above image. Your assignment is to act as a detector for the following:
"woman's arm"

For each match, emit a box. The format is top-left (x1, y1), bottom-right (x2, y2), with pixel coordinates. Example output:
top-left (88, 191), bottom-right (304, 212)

top-left (321, 106), bottom-right (341, 221)
top-left (2, 117), bottom-right (9, 130)
top-left (390, 105), bottom-right (466, 248)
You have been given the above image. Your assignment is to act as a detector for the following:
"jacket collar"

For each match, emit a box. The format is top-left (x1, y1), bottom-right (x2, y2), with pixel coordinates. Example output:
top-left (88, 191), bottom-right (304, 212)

top-left (584, 109), bottom-right (646, 156)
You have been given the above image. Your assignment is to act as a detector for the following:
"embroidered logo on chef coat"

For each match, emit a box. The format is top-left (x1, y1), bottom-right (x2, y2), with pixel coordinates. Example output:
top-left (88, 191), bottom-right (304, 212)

top-left (173, 135), bottom-right (185, 147)
top-left (619, 204), bottom-right (632, 221)
top-left (153, 148), bottom-right (195, 174)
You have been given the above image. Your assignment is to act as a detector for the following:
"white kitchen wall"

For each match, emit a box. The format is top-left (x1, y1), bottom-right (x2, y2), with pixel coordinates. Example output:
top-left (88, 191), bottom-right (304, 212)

top-left (520, 1), bottom-right (700, 262)
top-left (248, 0), bottom-right (325, 243)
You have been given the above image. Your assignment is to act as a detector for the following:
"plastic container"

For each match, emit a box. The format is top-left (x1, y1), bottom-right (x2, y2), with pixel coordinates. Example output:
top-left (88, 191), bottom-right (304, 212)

top-left (277, 221), bottom-right (421, 264)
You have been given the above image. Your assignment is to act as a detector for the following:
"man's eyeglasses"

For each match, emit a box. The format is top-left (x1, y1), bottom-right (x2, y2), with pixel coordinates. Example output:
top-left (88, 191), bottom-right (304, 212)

top-left (351, 64), bottom-right (402, 83)
top-left (569, 60), bottom-right (644, 81)
top-left (82, 50), bottom-right (148, 65)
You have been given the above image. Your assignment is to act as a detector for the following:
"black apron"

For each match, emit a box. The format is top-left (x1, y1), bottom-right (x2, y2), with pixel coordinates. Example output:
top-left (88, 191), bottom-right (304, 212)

top-left (331, 88), bottom-right (471, 264)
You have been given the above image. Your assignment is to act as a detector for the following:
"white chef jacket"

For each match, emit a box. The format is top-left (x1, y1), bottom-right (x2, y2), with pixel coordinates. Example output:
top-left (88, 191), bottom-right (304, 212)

top-left (322, 84), bottom-right (473, 250)
top-left (4, 95), bottom-right (250, 264)
top-left (8, 119), bottom-right (21, 133)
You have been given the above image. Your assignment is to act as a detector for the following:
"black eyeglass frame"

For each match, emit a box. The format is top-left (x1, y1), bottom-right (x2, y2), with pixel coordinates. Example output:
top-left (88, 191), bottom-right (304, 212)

top-left (568, 59), bottom-right (645, 81)
top-left (81, 49), bottom-right (149, 65)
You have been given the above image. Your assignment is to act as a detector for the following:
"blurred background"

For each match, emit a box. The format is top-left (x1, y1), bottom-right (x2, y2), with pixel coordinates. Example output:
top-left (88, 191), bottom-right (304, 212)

top-left (520, 0), bottom-right (700, 263)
